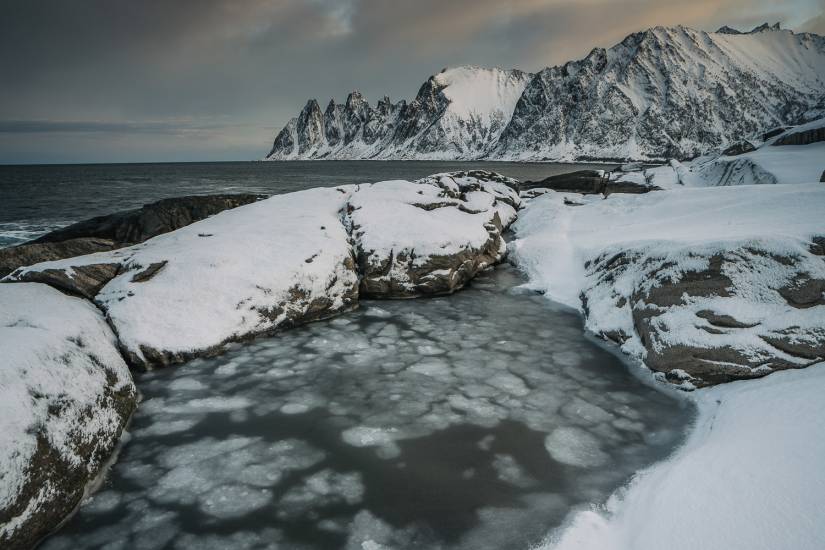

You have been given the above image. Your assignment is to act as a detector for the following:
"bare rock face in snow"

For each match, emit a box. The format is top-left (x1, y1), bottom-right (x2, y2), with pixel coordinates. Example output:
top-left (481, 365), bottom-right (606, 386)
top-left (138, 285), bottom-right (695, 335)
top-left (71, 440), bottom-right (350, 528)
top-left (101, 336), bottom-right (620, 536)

top-left (0, 194), bottom-right (264, 279)
top-left (32, 194), bottom-right (264, 246)
top-left (267, 25), bottom-right (825, 162)
top-left (0, 238), bottom-right (117, 279)
top-left (583, 241), bottom-right (825, 386)
top-left (347, 171), bottom-right (519, 298)
top-left (0, 283), bottom-right (136, 550)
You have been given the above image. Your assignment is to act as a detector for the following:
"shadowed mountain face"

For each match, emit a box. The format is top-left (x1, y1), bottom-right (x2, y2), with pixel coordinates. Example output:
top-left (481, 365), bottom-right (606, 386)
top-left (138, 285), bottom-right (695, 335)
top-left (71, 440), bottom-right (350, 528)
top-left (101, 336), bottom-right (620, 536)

top-left (266, 25), bottom-right (825, 162)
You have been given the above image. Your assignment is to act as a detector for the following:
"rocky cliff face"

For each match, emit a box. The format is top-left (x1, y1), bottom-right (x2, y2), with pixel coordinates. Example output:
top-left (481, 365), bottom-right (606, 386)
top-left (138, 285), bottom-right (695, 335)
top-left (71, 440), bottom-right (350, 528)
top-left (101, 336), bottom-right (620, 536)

top-left (266, 24), bottom-right (825, 162)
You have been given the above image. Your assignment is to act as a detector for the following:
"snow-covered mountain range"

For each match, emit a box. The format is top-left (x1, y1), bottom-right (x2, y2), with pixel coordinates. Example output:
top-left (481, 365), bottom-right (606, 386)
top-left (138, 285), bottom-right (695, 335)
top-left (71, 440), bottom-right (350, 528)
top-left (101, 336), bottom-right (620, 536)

top-left (265, 23), bottom-right (825, 162)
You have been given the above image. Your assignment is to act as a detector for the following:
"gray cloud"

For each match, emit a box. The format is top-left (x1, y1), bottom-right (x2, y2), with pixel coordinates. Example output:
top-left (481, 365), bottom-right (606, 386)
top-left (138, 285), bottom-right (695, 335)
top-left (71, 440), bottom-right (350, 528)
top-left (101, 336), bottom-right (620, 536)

top-left (0, 0), bottom-right (822, 163)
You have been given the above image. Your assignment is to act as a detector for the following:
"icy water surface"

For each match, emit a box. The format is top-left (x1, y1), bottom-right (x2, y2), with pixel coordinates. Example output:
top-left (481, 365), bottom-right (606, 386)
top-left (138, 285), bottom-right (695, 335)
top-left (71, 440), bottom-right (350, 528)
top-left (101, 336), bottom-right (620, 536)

top-left (44, 266), bottom-right (691, 550)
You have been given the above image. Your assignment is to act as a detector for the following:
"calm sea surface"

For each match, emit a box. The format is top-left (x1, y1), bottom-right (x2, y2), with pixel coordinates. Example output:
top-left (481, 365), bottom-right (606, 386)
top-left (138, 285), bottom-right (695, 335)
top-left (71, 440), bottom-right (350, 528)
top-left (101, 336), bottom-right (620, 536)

top-left (0, 161), bottom-right (612, 247)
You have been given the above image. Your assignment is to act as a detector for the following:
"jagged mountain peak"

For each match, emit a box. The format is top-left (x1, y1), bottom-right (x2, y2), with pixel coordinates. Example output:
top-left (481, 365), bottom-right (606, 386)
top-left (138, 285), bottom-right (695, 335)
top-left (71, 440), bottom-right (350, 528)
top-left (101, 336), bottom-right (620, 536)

top-left (266, 24), bottom-right (825, 161)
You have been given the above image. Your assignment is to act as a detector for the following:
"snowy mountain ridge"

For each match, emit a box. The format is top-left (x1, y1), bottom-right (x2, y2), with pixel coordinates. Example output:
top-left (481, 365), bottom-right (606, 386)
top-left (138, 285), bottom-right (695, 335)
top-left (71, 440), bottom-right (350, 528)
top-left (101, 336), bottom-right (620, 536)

top-left (265, 24), bottom-right (825, 162)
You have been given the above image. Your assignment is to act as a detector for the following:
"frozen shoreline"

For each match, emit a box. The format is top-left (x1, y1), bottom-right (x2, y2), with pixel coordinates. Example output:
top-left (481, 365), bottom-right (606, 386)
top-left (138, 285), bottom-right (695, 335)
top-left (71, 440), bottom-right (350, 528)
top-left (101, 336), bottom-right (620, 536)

top-left (540, 362), bottom-right (825, 550)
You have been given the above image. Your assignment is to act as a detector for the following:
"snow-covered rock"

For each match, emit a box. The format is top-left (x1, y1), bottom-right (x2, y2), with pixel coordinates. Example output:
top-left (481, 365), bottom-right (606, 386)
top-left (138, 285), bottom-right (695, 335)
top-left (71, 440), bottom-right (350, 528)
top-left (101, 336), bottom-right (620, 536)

top-left (348, 171), bottom-right (518, 297)
top-left (543, 362), bottom-right (825, 550)
top-left (6, 188), bottom-right (361, 369)
top-left (5, 172), bottom-right (519, 366)
top-left (266, 25), bottom-right (825, 162)
top-left (512, 183), bottom-right (825, 386)
top-left (0, 283), bottom-right (136, 550)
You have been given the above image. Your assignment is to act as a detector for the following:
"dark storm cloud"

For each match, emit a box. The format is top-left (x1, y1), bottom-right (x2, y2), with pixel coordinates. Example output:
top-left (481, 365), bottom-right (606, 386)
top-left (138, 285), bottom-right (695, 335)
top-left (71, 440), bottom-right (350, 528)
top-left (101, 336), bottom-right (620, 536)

top-left (0, 0), bottom-right (822, 163)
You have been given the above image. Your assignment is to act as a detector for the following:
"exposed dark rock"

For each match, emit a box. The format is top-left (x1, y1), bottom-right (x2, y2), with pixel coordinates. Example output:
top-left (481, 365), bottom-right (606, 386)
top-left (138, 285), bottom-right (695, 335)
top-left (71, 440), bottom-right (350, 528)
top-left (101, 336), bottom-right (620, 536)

top-left (33, 194), bottom-right (264, 246)
top-left (778, 274), bottom-right (825, 308)
top-left (130, 261), bottom-right (168, 283)
top-left (585, 247), bottom-right (825, 387)
top-left (11, 262), bottom-right (121, 300)
top-left (522, 170), bottom-right (659, 195)
top-left (721, 141), bottom-right (756, 156)
top-left (696, 310), bottom-right (759, 329)
top-left (522, 170), bottom-right (609, 194)
top-left (761, 127), bottom-right (790, 141)
top-left (0, 237), bottom-right (117, 279)
top-left (772, 125), bottom-right (825, 146)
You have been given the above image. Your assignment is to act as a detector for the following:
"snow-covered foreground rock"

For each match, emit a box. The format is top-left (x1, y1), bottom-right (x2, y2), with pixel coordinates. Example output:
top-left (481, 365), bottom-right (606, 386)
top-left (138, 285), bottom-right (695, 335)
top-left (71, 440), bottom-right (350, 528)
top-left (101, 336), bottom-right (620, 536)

top-left (4, 172), bottom-right (517, 369)
top-left (8, 187), bottom-right (360, 369)
top-left (543, 363), bottom-right (825, 550)
top-left (512, 183), bottom-right (825, 386)
top-left (0, 283), bottom-right (136, 550)
top-left (350, 171), bottom-right (519, 297)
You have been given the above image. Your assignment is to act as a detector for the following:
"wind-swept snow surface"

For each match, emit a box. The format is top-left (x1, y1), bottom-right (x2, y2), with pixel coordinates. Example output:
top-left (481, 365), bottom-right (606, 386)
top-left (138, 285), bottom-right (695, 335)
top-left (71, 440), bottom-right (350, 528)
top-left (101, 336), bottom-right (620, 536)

top-left (543, 363), bottom-right (825, 550)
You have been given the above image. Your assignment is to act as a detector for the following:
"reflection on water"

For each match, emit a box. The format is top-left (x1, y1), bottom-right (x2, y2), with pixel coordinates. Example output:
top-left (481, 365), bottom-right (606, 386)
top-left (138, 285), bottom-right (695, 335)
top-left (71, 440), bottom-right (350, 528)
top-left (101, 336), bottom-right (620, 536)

top-left (43, 265), bottom-right (691, 550)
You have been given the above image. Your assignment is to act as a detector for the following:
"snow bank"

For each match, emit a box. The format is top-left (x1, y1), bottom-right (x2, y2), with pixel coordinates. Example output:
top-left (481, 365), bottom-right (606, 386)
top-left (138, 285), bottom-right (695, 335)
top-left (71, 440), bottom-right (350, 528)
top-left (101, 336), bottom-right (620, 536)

top-left (512, 183), bottom-right (825, 384)
top-left (0, 283), bottom-right (136, 548)
top-left (542, 363), bottom-right (825, 550)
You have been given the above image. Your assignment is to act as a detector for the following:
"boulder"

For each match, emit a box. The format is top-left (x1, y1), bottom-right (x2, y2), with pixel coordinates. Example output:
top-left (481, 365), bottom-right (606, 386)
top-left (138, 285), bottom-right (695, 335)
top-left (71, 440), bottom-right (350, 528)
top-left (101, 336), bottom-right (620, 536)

top-left (347, 172), bottom-right (517, 298)
top-left (772, 126), bottom-right (825, 146)
top-left (583, 240), bottom-right (825, 386)
top-left (721, 141), bottom-right (756, 156)
top-left (5, 188), bottom-right (359, 370)
top-left (0, 283), bottom-right (136, 549)
top-left (522, 170), bottom-right (609, 194)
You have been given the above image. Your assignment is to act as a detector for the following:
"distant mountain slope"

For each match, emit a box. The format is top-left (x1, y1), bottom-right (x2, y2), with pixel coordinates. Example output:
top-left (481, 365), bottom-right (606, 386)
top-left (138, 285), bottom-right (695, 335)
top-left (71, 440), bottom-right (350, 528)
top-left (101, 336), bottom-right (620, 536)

top-left (265, 24), bottom-right (825, 161)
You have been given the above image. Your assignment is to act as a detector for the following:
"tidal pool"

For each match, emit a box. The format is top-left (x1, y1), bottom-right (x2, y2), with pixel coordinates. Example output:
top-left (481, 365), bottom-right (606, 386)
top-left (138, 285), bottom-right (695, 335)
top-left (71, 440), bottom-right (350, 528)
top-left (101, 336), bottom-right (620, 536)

top-left (43, 265), bottom-right (692, 550)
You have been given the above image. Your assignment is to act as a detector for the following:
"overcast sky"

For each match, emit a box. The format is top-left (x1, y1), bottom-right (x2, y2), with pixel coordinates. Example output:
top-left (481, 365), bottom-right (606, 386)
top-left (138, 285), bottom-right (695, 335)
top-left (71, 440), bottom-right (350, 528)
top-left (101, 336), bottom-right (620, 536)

top-left (1, 0), bottom-right (823, 164)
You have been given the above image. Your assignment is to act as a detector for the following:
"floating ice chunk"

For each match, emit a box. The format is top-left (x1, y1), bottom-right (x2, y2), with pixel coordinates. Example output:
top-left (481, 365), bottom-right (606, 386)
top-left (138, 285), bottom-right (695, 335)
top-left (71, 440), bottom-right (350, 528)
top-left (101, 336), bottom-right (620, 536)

top-left (478, 434), bottom-right (496, 451)
top-left (487, 372), bottom-right (530, 396)
top-left (82, 491), bottom-right (122, 515)
top-left (341, 426), bottom-right (401, 458)
top-left (280, 402), bottom-right (310, 415)
top-left (168, 377), bottom-right (205, 391)
top-left (133, 418), bottom-right (202, 438)
top-left (174, 530), bottom-right (283, 550)
top-left (552, 351), bottom-right (581, 367)
top-left (562, 397), bottom-right (614, 425)
top-left (163, 396), bottom-right (252, 413)
top-left (278, 469), bottom-right (364, 519)
top-left (408, 360), bottom-right (450, 377)
top-left (363, 306), bottom-right (392, 318)
top-left (545, 427), bottom-right (609, 467)
top-left (416, 344), bottom-right (446, 356)
top-left (492, 454), bottom-right (537, 488)
top-left (200, 484), bottom-right (272, 519)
